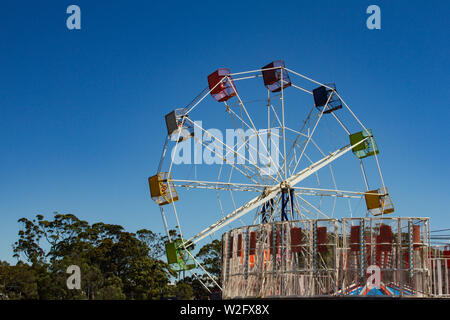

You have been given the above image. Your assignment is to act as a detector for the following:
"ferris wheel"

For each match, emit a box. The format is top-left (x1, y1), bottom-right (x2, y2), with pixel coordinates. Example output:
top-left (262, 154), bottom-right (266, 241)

top-left (148, 60), bottom-right (394, 290)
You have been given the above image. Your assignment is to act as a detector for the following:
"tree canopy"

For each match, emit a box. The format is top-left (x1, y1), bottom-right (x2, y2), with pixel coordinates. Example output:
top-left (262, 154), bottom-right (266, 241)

top-left (0, 213), bottom-right (221, 300)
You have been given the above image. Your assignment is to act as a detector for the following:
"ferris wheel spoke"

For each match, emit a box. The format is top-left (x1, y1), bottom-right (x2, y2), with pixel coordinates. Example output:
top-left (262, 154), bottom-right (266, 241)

top-left (287, 138), bottom-right (312, 175)
top-left (283, 103), bottom-right (316, 172)
top-left (226, 167), bottom-right (249, 228)
top-left (215, 164), bottom-right (228, 220)
top-left (231, 129), bottom-right (283, 184)
top-left (285, 124), bottom-right (319, 175)
top-left (291, 186), bottom-right (363, 199)
top-left (222, 104), bottom-right (284, 184)
top-left (303, 153), bottom-right (321, 185)
top-left (287, 83), bottom-right (350, 155)
top-left (183, 122), bottom-right (261, 184)
top-left (225, 95), bottom-right (264, 175)
top-left (280, 69), bottom-right (288, 181)
top-left (329, 111), bottom-right (350, 135)
top-left (267, 98), bottom-right (292, 179)
top-left (287, 138), bottom-right (339, 200)
top-left (290, 83), bottom-right (313, 95)
top-left (228, 79), bottom-right (283, 184)
top-left (284, 126), bottom-right (309, 139)
top-left (223, 106), bottom-right (262, 165)
top-left (269, 101), bottom-right (283, 129)
top-left (257, 128), bottom-right (286, 173)
top-left (295, 194), bottom-right (329, 219)
top-left (185, 117), bottom-right (259, 173)
top-left (284, 67), bottom-right (334, 91)
top-left (185, 76), bottom-right (228, 115)
top-left (287, 142), bottom-right (320, 183)
top-left (331, 193), bottom-right (337, 217)
top-left (171, 179), bottom-right (270, 192)
top-left (306, 137), bottom-right (338, 190)
top-left (291, 93), bottom-right (334, 175)
top-left (298, 203), bottom-right (315, 219)
top-left (292, 196), bottom-right (314, 222)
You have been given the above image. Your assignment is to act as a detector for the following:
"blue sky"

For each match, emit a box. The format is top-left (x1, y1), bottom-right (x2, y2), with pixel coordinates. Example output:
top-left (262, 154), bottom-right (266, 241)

top-left (0, 0), bottom-right (449, 263)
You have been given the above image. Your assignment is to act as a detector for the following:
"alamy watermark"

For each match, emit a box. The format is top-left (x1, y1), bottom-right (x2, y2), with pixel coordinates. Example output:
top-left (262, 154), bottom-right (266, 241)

top-left (66, 5), bottom-right (81, 30)
top-left (366, 5), bottom-right (381, 30)
top-left (64, 5), bottom-right (380, 31)
top-left (170, 121), bottom-right (281, 176)
top-left (66, 265), bottom-right (81, 290)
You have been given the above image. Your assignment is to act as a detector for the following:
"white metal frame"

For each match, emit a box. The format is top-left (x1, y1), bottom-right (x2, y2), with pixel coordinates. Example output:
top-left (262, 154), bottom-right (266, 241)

top-left (152, 64), bottom-right (390, 291)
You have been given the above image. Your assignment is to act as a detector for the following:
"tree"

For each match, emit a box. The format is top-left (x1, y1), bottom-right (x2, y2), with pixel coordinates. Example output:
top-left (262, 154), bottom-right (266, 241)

top-left (11, 213), bottom-right (175, 300)
top-left (0, 261), bottom-right (39, 299)
top-left (136, 229), bottom-right (166, 259)
top-left (195, 239), bottom-right (222, 286)
top-left (8, 212), bottom-right (226, 300)
top-left (174, 280), bottom-right (194, 300)
top-left (95, 275), bottom-right (126, 300)
top-left (174, 275), bottom-right (206, 300)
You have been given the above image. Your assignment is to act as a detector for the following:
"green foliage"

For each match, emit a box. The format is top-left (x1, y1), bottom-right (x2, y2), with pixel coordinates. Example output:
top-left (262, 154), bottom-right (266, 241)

top-left (195, 239), bottom-right (222, 292)
top-left (177, 275), bottom-right (211, 300)
top-left (0, 261), bottom-right (39, 299)
top-left (173, 281), bottom-right (194, 300)
top-left (195, 239), bottom-right (222, 281)
top-left (8, 213), bottom-right (176, 300)
top-left (95, 275), bottom-right (126, 300)
top-left (4, 212), bottom-right (223, 300)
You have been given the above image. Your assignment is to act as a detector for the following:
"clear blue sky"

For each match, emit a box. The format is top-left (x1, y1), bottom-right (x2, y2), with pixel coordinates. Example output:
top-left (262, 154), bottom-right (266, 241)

top-left (0, 0), bottom-right (449, 263)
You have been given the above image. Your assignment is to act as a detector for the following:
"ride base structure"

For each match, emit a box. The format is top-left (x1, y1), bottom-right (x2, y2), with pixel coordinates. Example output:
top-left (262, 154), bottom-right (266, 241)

top-left (221, 217), bottom-right (432, 298)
